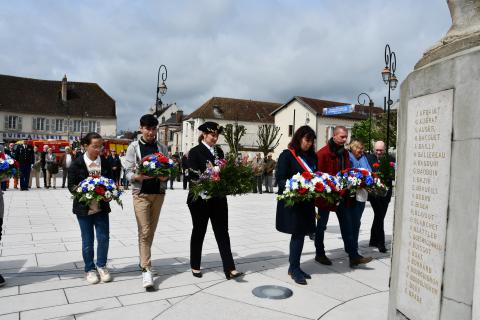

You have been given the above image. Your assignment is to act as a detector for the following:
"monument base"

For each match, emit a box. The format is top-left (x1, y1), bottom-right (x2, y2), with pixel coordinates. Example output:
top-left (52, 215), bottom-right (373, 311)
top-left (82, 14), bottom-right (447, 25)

top-left (388, 45), bottom-right (480, 320)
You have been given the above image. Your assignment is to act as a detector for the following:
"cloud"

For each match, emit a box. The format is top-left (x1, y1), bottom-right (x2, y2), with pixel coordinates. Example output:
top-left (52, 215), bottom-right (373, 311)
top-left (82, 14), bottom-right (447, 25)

top-left (0, 0), bottom-right (451, 131)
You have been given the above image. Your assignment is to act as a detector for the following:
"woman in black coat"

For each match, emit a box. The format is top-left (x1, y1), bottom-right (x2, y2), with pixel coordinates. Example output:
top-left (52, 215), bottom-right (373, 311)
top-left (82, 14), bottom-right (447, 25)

top-left (187, 121), bottom-right (243, 280)
top-left (276, 125), bottom-right (317, 285)
top-left (68, 132), bottom-right (114, 285)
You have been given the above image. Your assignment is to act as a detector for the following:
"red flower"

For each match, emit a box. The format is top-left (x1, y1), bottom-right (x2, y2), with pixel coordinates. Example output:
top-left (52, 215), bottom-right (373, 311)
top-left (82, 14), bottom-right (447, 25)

top-left (315, 182), bottom-right (325, 192)
top-left (0, 153), bottom-right (5, 160)
top-left (94, 185), bottom-right (106, 196)
top-left (390, 162), bottom-right (395, 167)
top-left (301, 171), bottom-right (313, 180)
top-left (157, 155), bottom-right (169, 163)
top-left (141, 156), bottom-right (150, 162)
top-left (373, 163), bottom-right (380, 168)
top-left (297, 187), bottom-right (308, 195)
top-left (360, 169), bottom-right (369, 176)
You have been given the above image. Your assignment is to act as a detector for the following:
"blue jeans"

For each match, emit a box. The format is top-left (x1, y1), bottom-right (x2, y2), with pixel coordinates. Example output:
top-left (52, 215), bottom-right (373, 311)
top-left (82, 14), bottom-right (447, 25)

top-left (76, 213), bottom-right (110, 272)
top-left (315, 202), bottom-right (360, 259)
top-left (289, 234), bottom-right (305, 273)
top-left (349, 200), bottom-right (366, 253)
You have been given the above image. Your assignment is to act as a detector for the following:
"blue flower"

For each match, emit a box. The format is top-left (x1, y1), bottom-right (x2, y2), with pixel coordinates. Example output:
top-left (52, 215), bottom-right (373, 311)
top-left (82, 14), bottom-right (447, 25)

top-left (365, 176), bottom-right (373, 185)
top-left (82, 187), bottom-right (88, 193)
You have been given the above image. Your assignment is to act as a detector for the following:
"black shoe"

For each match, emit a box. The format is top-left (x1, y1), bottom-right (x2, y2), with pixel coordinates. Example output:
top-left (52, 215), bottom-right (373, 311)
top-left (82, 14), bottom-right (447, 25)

top-left (315, 255), bottom-right (332, 265)
top-left (378, 246), bottom-right (388, 253)
top-left (308, 233), bottom-right (315, 241)
top-left (225, 270), bottom-right (244, 280)
top-left (192, 270), bottom-right (203, 278)
top-left (349, 256), bottom-right (373, 268)
top-left (0, 274), bottom-right (5, 287)
top-left (289, 271), bottom-right (307, 285)
top-left (368, 242), bottom-right (377, 247)
top-left (289, 269), bottom-right (311, 279)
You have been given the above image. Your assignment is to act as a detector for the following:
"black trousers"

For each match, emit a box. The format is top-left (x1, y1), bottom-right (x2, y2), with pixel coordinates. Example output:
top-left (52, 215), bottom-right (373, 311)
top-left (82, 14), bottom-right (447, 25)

top-left (42, 168), bottom-right (47, 187)
top-left (369, 196), bottom-right (391, 246)
top-left (187, 197), bottom-right (235, 273)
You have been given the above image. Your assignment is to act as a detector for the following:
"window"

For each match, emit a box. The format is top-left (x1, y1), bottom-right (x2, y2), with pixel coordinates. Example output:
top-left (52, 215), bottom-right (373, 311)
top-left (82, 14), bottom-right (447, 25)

top-left (288, 125), bottom-right (293, 137)
top-left (73, 120), bottom-right (82, 132)
top-left (87, 121), bottom-right (97, 133)
top-left (33, 118), bottom-right (47, 131)
top-left (55, 119), bottom-right (63, 132)
top-left (5, 115), bottom-right (22, 130)
top-left (169, 131), bottom-right (174, 142)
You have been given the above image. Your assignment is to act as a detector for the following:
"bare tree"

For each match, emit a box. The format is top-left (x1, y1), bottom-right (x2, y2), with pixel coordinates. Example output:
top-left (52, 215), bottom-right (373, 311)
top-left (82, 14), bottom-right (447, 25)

top-left (256, 124), bottom-right (282, 157)
top-left (222, 123), bottom-right (246, 156)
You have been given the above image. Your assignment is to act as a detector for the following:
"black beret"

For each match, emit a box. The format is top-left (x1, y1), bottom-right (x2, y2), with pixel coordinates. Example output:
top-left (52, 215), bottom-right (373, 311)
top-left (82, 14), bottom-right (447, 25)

top-left (198, 121), bottom-right (223, 134)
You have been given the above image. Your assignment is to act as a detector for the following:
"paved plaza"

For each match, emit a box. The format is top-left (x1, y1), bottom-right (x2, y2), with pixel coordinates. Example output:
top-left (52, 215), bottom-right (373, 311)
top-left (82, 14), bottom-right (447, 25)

top-left (0, 179), bottom-right (393, 319)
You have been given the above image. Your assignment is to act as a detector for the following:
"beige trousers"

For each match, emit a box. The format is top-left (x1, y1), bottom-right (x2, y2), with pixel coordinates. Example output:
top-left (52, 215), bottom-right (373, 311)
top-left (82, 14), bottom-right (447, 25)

top-left (29, 168), bottom-right (40, 188)
top-left (133, 194), bottom-right (165, 268)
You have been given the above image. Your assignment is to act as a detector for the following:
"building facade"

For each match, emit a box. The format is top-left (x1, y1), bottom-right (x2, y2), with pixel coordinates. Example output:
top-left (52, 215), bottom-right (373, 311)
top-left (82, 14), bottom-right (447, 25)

top-left (182, 97), bottom-right (282, 155)
top-left (271, 96), bottom-right (383, 158)
top-left (0, 74), bottom-right (117, 142)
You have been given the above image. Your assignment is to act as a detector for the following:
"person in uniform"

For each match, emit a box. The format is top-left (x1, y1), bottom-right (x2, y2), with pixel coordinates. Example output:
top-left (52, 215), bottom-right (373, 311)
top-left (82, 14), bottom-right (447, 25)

top-left (186, 121), bottom-right (243, 280)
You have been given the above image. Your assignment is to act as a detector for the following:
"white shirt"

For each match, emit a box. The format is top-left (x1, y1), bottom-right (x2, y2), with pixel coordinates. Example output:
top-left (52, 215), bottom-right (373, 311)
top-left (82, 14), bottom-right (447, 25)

top-left (66, 154), bottom-right (72, 168)
top-left (201, 141), bottom-right (215, 156)
top-left (83, 153), bottom-right (101, 176)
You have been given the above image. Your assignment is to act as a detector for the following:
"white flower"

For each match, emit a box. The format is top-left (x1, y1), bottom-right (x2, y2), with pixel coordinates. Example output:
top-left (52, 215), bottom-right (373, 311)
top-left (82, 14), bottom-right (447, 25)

top-left (112, 190), bottom-right (118, 197)
top-left (76, 187), bottom-right (82, 193)
top-left (104, 191), bottom-right (112, 198)
top-left (149, 163), bottom-right (156, 169)
top-left (87, 185), bottom-right (95, 191)
top-left (86, 193), bottom-right (93, 199)
top-left (291, 181), bottom-right (299, 190)
top-left (213, 166), bottom-right (221, 173)
top-left (143, 161), bottom-right (149, 167)
top-left (7, 159), bottom-right (14, 165)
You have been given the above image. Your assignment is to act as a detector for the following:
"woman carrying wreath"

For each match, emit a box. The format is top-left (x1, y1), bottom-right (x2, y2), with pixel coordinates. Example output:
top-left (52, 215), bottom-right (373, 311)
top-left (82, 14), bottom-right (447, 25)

top-left (186, 121), bottom-right (243, 280)
top-left (275, 125), bottom-right (317, 285)
top-left (68, 132), bottom-right (114, 284)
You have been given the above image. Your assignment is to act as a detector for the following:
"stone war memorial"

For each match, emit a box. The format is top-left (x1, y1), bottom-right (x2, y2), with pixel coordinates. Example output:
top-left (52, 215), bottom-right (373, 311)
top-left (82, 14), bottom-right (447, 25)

top-left (388, 0), bottom-right (480, 319)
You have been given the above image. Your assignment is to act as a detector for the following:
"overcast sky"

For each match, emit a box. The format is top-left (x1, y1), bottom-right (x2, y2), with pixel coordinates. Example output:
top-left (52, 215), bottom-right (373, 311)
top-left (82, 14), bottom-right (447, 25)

top-left (0, 0), bottom-right (451, 131)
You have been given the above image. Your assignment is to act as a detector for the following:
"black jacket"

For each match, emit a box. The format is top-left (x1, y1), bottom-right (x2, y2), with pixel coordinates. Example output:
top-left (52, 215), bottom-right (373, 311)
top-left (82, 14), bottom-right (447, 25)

top-left (186, 143), bottom-right (225, 204)
top-left (15, 144), bottom-right (34, 165)
top-left (276, 149), bottom-right (317, 235)
top-left (68, 155), bottom-right (114, 216)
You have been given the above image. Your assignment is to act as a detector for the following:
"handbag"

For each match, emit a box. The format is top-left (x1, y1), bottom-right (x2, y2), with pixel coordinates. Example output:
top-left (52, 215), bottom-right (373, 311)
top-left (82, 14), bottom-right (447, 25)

top-left (47, 162), bottom-right (59, 174)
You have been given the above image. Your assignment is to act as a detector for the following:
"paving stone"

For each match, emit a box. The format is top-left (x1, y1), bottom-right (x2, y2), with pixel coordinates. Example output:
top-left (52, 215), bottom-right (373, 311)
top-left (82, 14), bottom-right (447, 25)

top-left (154, 292), bottom-right (305, 320)
top-left (20, 297), bottom-right (121, 320)
top-left (202, 272), bottom-right (340, 319)
top-left (320, 291), bottom-right (389, 320)
top-left (118, 284), bottom-right (199, 305)
top-left (76, 300), bottom-right (171, 320)
top-left (0, 313), bottom-right (19, 320)
top-left (0, 290), bottom-right (67, 315)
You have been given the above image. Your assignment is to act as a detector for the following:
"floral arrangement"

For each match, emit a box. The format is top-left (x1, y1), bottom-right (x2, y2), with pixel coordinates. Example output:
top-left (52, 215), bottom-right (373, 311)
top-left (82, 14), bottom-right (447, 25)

top-left (277, 171), bottom-right (342, 207)
top-left (73, 176), bottom-right (123, 208)
top-left (372, 155), bottom-right (395, 182)
top-left (137, 152), bottom-right (178, 177)
top-left (336, 168), bottom-right (387, 197)
top-left (190, 155), bottom-right (254, 201)
top-left (0, 152), bottom-right (20, 179)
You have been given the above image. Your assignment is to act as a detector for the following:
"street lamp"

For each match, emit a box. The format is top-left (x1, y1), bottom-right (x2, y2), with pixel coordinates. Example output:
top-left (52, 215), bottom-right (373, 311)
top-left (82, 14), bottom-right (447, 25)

top-left (357, 92), bottom-right (374, 153)
top-left (381, 44), bottom-right (398, 154)
top-left (155, 65), bottom-right (168, 117)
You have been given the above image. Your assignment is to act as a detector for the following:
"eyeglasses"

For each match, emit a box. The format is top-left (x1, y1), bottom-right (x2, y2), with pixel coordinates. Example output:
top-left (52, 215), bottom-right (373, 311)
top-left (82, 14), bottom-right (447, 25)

top-left (90, 145), bottom-right (104, 150)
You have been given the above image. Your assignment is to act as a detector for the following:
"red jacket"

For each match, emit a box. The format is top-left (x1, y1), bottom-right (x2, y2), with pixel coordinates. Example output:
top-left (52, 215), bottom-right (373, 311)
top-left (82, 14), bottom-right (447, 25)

top-left (315, 143), bottom-right (351, 211)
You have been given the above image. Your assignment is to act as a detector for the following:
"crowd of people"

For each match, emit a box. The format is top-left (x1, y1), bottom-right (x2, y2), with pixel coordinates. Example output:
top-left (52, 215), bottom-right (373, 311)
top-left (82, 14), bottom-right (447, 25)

top-left (0, 117), bottom-right (394, 289)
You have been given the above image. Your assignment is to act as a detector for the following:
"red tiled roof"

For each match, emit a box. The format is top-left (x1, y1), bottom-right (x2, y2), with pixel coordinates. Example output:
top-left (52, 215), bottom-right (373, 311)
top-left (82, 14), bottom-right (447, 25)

top-left (186, 97), bottom-right (282, 123)
top-left (0, 74), bottom-right (116, 118)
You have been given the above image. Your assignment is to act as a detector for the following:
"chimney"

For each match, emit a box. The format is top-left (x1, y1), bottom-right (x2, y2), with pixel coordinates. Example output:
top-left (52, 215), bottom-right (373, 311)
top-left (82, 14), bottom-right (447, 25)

top-left (61, 74), bottom-right (68, 102)
top-left (176, 110), bottom-right (183, 124)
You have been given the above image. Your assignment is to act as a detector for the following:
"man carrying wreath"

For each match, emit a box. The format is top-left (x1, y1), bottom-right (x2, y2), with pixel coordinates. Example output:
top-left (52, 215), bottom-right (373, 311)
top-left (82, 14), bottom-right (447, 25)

top-left (124, 114), bottom-right (169, 290)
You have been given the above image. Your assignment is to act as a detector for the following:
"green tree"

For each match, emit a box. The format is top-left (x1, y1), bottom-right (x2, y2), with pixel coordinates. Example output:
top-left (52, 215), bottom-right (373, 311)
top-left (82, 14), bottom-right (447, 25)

top-left (351, 110), bottom-right (397, 152)
top-left (256, 124), bottom-right (282, 157)
top-left (221, 123), bottom-right (246, 156)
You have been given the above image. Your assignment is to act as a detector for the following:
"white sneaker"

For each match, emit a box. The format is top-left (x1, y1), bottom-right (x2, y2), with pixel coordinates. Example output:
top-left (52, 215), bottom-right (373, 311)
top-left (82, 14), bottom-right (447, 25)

top-left (86, 270), bottom-right (100, 284)
top-left (97, 267), bottom-right (112, 283)
top-left (142, 269), bottom-right (154, 288)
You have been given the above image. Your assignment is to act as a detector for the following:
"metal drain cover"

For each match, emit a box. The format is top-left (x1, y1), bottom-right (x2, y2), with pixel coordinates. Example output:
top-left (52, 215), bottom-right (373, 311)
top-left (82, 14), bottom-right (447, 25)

top-left (252, 285), bottom-right (293, 299)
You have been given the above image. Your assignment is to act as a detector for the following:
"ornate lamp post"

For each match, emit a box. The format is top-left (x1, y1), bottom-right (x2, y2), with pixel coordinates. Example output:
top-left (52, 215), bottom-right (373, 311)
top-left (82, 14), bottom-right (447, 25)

top-left (381, 44), bottom-right (398, 154)
top-left (357, 92), bottom-right (374, 153)
top-left (155, 65), bottom-right (168, 117)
